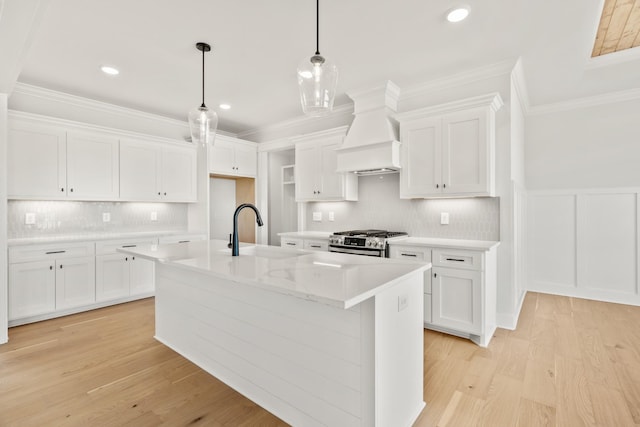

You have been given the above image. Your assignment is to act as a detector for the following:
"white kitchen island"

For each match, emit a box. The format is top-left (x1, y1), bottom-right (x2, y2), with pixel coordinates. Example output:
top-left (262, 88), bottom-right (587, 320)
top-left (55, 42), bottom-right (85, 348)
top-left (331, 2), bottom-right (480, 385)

top-left (120, 240), bottom-right (430, 427)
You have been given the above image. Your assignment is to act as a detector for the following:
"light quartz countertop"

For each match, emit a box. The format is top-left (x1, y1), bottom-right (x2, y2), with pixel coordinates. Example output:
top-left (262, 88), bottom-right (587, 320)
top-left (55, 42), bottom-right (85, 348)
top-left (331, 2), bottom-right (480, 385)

top-left (120, 239), bottom-right (430, 309)
top-left (390, 237), bottom-right (500, 251)
top-left (277, 231), bottom-right (332, 239)
top-left (8, 230), bottom-right (206, 246)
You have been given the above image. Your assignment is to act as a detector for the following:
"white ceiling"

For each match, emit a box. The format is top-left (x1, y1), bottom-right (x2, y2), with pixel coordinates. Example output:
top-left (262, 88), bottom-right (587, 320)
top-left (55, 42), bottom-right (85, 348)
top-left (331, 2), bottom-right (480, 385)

top-left (12, 0), bottom-right (640, 135)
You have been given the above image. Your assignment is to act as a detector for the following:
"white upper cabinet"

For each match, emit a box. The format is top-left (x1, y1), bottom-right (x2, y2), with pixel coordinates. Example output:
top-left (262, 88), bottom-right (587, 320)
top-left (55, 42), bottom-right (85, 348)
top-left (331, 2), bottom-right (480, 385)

top-left (120, 138), bottom-right (197, 202)
top-left (396, 93), bottom-right (503, 199)
top-left (293, 127), bottom-right (358, 202)
top-left (8, 121), bottom-right (66, 198)
top-left (209, 135), bottom-right (257, 177)
top-left (66, 131), bottom-right (119, 199)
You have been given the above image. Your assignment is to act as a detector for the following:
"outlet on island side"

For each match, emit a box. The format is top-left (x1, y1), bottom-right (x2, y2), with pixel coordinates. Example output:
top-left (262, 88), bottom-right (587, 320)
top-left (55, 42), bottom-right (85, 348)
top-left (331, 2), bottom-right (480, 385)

top-left (398, 294), bottom-right (409, 312)
top-left (440, 212), bottom-right (450, 225)
top-left (25, 213), bottom-right (36, 225)
top-left (102, 212), bottom-right (111, 223)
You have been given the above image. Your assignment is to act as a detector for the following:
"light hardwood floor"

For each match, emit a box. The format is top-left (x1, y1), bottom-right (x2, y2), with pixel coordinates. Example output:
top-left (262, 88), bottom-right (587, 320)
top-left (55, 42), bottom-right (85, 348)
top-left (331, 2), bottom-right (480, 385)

top-left (1, 292), bottom-right (639, 426)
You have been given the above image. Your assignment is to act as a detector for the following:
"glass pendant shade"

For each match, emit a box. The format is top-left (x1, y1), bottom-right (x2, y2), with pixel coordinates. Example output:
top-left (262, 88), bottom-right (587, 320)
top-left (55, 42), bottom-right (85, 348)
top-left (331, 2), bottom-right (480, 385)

top-left (188, 105), bottom-right (218, 147)
top-left (297, 54), bottom-right (338, 117)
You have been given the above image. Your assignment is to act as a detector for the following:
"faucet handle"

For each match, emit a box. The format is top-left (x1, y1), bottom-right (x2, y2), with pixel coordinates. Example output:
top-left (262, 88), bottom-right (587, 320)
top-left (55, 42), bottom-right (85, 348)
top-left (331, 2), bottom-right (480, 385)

top-left (227, 234), bottom-right (232, 249)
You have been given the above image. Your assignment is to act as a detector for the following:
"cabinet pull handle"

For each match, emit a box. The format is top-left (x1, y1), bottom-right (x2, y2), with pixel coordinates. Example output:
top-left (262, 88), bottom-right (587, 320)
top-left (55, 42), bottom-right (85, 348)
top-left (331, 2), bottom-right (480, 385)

top-left (45, 250), bottom-right (66, 254)
top-left (310, 245), bottom-right (321, 248)
top-left (401, 253), bottom-right (417, 257)
top-left (445, 258), bottom-right (465, 262)
top-left (122, 245), bottom-right (137, 248)
top-left (178, 240), bottom-right (189, 243)
top-left (286, 242), bottom-right (296, 246)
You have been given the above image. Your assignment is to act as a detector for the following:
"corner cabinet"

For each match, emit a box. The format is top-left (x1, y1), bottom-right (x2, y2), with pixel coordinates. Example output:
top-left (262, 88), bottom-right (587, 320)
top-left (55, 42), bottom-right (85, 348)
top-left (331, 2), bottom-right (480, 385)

top-left (293, 127), bottom-right (358, 202)
top-left (395, 93), bottom-right (503, 199)
top-left (209, 135), bottom-right (257, 178)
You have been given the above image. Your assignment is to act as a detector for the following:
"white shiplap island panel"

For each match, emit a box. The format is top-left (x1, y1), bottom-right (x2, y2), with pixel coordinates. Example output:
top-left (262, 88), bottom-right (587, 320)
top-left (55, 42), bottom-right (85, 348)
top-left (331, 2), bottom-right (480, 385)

top-left (121, 240), bottom-right (430, 427)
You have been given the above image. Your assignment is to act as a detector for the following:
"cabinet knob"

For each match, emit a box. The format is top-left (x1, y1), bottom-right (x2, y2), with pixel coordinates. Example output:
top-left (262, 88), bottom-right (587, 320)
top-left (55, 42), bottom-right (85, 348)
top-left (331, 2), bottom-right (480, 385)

top-left (443, 183), bottom-right (446, 189)
top-left (164, 192), bottom-right (167, 196)
top-left (125, 257), bottom-right (128, 261)
top-left (49, 265), bottom-right (53, 270)
top-left (434, 273), bottom-right (437, 278)
top-left (70, 188), bottom-right (74, 192)
top-left (158, 192), bottom-right (161, 195)
top-left (436, 184), bottom-right (439, 189)
top-left (59, 265), bottom-right (63, 269)
top-left (61, 188), bottom-right (64, 192)
top-left (132, 256), bottom-right (135, 261)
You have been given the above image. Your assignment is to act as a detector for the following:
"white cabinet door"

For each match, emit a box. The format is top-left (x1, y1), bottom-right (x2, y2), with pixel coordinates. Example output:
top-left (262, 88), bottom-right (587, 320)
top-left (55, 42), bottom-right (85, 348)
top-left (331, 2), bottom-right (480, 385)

top-left (432, 267), bottom-right (482, 334)
top-left (55, 256), bottom-right (96, 310)
top-left (161, 145), bottom-right (197, 202)
top-left (119, 139), bottom-right (162, 201)
top-left (95, 253), bottom-right (130, 302)
top-left (209, 138), bottom-right (236, 175)
top-left (442, 108), bottom-right (489, 195)
top-left (8, 122), bottom-right (66, 198)
top-left (129, 256), bottom-right (155, 295)
top-left (66, 132), bottom-right (120, 199)
top-left (319, 142), bottom-right (343, 199)
top-left (295, 144), bottom-right (319, 200)
top-left (8, 260), bottom-right (56, 319)
top-left (400, 117), bottom-right (441, 198)
top-left (234, 143), bottom-right (257, 177)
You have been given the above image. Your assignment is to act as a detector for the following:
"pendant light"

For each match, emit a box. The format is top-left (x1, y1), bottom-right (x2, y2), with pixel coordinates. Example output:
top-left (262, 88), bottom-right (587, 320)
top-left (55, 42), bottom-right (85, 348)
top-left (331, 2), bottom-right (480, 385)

top-left (297, 0), bottom-right (338, 117)
top-left (188, 42), bottom-right (218, 147)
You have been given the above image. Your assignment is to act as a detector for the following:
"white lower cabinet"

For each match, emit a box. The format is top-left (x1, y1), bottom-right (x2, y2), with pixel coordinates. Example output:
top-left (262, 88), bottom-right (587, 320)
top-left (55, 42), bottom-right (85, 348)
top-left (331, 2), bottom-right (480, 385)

top-left (280, 237), bottom-right (328, 252)
top-left (389, 242), bottom-right (497, 347)
top-left (8, 242), bottom-right (96, 322)
top-left (95, 253), bottom-right (131, 301)
top-left (431, 267), bottom-right (481, 334)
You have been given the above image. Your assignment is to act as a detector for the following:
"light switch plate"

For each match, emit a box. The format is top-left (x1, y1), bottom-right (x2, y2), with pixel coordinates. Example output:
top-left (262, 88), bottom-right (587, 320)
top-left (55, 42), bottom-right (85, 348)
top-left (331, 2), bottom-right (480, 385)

top-left (328, 212), bottom-right (335, 221)
top-left (25, 213), bottom-right (36, 225)
top-left (102, 212), bottom-right (111, 223)
top-left (150, 211), bottom-right (158, 221)
top-left (398, 294), bottom-right (409, 312)
top-left (312, 211), bottom-right (322, 222)
top-left (440, 212), bottom-right (449, 225)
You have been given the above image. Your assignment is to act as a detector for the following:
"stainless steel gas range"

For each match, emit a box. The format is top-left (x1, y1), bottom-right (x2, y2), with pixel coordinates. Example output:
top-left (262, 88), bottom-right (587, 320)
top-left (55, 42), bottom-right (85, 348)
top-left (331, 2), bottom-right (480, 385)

top-left (328, 229), bottom-right (408, 257)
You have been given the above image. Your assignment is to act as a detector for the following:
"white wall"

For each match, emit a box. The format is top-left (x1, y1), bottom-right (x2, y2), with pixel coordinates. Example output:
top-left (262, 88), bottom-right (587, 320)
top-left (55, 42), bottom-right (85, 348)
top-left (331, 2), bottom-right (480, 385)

top-left (209, 177), bottom-right (236, 240)
top-left (0, 93), bottom-right (8, 343)
top-left (526, 98), bottom-right (640, 305)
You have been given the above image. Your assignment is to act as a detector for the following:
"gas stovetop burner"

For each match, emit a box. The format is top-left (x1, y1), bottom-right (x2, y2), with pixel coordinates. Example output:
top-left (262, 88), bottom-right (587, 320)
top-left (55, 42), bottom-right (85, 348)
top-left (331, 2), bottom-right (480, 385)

top-left (332, 229), bottom-right (408, 238)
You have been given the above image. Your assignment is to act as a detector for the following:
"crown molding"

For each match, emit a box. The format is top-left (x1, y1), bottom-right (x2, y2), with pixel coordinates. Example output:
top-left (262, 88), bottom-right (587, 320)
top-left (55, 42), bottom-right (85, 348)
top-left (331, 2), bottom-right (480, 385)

top-left (401, 59), bottom-right (517, 100)
top-left (11, 82), bottom-right (190, 129)
top-left (257, 138), bottom-right (295, 153)
top-left (394, 92), bottom-right (504, 123)
top-left (510, 58), bottom-right (531, 115)
top-left (528, 87), bottom-right (640, 115)
top-left (237, 103), bottom-right (354, 140)
top-left (8, 109), bottom-right (190, 146)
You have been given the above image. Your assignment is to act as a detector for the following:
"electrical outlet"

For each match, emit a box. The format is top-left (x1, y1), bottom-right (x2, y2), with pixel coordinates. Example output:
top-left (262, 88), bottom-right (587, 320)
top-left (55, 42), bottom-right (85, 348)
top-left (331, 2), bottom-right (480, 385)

top-left (150, 211), bottom-right (158, 221)
top-left (312, 211), bottom-right (322, 222)
top-left (398, 294), bottom-right (409, 312)
top-left (25, 213), bottom-right (36, 225)
top-left (440, 212), bottom-right (450, 225)
top-left (102, 212), bottom-right (111, 223)
top-left (328, 212), bottom-right (335, 221)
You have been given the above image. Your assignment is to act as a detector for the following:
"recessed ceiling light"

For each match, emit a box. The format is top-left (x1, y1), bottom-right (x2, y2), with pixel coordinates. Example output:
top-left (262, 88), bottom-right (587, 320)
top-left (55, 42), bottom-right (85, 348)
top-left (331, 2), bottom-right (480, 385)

top-left (219, 103), bottom-right (231, 110)
top-left (447, 6), bottom-right (470, 23)
top-left (101, 66), bottom-right (120, 76)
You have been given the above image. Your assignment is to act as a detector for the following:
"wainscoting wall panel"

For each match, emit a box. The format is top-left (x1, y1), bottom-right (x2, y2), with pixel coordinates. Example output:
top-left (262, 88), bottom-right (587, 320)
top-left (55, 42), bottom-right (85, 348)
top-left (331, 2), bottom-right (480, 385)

top-left (528, 188), bottom-right (640, 306)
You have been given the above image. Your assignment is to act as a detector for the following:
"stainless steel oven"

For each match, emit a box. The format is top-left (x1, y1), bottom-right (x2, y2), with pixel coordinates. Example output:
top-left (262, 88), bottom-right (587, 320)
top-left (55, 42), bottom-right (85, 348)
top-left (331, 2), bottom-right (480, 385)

top-left (328, 230), bottom-right (408, 257)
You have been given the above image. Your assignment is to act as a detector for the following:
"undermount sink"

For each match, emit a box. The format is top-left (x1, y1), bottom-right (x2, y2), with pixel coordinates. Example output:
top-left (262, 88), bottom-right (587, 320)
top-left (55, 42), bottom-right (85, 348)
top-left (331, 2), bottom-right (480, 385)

top-left (218, 245), bottom-right (305, 259)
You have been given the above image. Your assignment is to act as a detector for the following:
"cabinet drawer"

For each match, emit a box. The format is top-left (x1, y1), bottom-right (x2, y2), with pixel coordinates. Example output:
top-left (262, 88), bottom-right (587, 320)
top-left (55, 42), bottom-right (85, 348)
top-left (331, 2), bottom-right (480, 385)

top-left (281, 238), bottom-right (302, 248)
top-left (9, 241), bottom-right (95, 263)
top-left (424, 293), bottom-right (432, 324)
top-left (432, 248), bottom-right (483, 271)
top-left (304, 239), bottom-right (328, 251)
top-left (389, 245), bottom-right (432, 262)
top-left (96, 237), bottom-right (159, 255)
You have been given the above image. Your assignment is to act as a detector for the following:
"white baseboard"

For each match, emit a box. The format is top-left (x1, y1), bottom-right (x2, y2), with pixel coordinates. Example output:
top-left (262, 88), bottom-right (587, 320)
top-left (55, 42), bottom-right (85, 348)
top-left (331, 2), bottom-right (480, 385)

top-left (496, 290), bottom-right (527, 330)
top-left (528, 281), bottom-right (640, 307)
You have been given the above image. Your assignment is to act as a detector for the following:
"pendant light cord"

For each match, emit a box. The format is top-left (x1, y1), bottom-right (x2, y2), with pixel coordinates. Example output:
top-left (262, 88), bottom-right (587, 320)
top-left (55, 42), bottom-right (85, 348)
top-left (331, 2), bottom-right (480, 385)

top-left (201, 46), bottom-right (206, 108)
top-left (315, 0), bottom-right (320, 55)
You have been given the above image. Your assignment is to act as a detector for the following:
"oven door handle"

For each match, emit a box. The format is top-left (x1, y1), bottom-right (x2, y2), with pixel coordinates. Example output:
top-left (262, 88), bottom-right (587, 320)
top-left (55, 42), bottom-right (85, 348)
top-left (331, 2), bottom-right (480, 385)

top-left (329, 246), bottom-right (383, 257)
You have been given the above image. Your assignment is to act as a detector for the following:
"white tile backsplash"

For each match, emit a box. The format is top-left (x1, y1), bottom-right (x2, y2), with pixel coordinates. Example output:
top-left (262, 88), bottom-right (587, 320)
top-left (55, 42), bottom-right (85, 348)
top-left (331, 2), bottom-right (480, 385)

top-left (8, 201), bottom-right (188, 239)
top-left (305, 174), bottom-right (500, 241)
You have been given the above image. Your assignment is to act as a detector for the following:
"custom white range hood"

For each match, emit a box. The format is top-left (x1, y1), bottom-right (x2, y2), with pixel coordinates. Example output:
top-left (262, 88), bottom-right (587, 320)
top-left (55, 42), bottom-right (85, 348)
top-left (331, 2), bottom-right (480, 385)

top-left (335, 81), bottom-right (401, 175)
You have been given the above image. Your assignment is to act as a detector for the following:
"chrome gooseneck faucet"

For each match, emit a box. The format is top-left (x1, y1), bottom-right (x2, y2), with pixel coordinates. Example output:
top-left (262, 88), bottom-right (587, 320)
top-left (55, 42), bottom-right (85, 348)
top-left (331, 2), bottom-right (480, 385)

top-left (232, 203), bottom-right (264, 256)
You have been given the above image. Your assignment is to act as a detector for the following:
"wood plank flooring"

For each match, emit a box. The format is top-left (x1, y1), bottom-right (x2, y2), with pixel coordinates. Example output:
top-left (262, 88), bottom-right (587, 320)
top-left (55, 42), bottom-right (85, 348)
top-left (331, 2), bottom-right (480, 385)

top-left (0, 292), bottom-right (639, 426)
